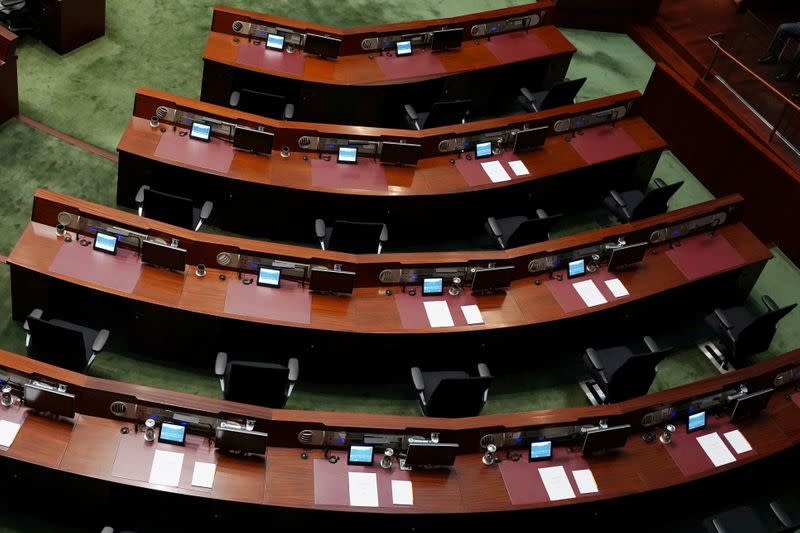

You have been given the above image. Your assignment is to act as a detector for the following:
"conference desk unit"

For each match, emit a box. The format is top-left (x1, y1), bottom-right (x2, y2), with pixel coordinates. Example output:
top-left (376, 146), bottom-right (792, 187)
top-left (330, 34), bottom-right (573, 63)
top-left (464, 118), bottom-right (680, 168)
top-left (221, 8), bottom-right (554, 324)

top-left (0, 345), bottom-right (797, 526)
top-left (9, 189), bottom-right (767, 372)
top-left (119, 88), bottom-right (660, 245)
top-left (0, 26), bottom-right (18, 124)
top-left (201, 3), bottom-right (576, 127)
top-left (34, 0), bottom-right (106, 54)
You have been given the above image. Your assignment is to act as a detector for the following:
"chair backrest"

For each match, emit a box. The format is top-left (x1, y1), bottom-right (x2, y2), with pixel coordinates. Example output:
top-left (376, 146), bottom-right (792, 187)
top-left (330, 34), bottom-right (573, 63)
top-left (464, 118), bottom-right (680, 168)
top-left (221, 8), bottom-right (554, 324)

top-left (328, 220), bottom-right (384, 254)
top-left (606, 349), bottom-right (670, 403)
top-left (225, 361), bottom-right (291, 408)
top-left (427, 376), bottom-right (493, 417)
top-left (425, 99), bottom-right (472, 129)
top-left (630, 181), bottom-right (683, 221)
top-left (505, 215), bottom-right (562, 248)
top-left (734, 304), bottom-right (797, 360)
top-left (27, 317), bottom-right (87, 372)
top-left (539, 77), bottom-right (587, 110)
top-left (142, 188), bottom-right (195, 230)
top-left (239, 89), bottom-right (286, 119)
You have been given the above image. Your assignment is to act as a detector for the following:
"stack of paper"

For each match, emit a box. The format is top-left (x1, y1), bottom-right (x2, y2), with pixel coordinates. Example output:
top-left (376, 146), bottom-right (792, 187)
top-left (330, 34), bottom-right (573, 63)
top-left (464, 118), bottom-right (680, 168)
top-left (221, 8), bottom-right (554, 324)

top-left (696, 432), bottom-right (736, 467)
top-left (423, 301), bottom-right (455, 328)
top-left (191, 461), bottom-right (216, 488)
top-left (461, 304), bottom-right (484, 325)
top-left (480, 161), bottom-right (512, 183)
top-left (348, 472), bottom-right (379, 507)
top-left (604, 278), bottom-right (629, 298)
top-left (538, 465), bottom-right (576, 501)
top-left (0, 420), bottom-right (21, 447)
top-left (572, 279), bottom-right (608, 307)
top-left (508, 160), bottom-right (530, 176)
top-left (572, 469), bottom-right (599, 494)
top-left (149, 449), bottom-right (184, 487)
top-left (391, 480), bottom-right (414, 505)
top-left (723, 430), bottom-right (753, 454)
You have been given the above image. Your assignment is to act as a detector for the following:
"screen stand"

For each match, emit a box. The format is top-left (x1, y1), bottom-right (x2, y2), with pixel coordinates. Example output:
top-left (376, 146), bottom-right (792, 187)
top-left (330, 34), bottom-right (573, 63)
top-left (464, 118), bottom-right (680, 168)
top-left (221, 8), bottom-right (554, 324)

top-left (399, 457), bottom-right (411, 471)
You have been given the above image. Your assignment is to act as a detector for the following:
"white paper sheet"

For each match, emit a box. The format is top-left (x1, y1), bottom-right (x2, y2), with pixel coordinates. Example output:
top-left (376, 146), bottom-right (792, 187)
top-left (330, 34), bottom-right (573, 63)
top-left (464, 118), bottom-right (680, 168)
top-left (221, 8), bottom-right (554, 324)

top-left (508, 160), bottom-right (530, 176)
top-left (572, 280), bottom-right (608, 307)
top-left (391, 480), bottom-right (414, 505)
top-left (191, 461), bottom-right (216, 488)
top-left (538, 465), bottom-right (576, 501)
top-left (461, 304), bottom-right (484, 325)
top-left (696, 432), bottom-right (736, 467)
top-left (0, 420), bottom-right (21, 447)
top-left (348, 472), bottom-right (379, 507)
top-left (572, 469), bottom-right (599, 494)
top-left (723, 430), bottom-right (753, 454)
top-left (604, 278), bottom-right (630, 298)
top-left (481, 161), bottom-right (512, 183)
top-left (423, 301), bottom-right (455, 328)
top-left (148, 449), bottom-right (184, 487)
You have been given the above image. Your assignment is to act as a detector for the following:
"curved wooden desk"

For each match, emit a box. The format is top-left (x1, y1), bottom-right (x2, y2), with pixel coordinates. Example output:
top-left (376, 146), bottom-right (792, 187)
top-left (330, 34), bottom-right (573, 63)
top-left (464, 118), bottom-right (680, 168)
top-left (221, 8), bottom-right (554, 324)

top-left (9, 190), bottom-right (768, 370)
top-left (0, 26), bottom-right (18, 125)
top-left (201, 4), bottom-right (576, 126)
top-left (118, 88), bottom-right (663, 244)
top-left (0, 346), bottom-right (797, 518)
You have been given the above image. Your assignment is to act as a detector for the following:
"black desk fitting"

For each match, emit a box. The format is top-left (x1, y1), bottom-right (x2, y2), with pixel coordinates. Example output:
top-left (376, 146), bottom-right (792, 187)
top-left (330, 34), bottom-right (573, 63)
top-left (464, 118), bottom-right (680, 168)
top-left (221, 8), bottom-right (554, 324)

top-left (668, 239), bottom-right (682, 250)
top-left (549, 271), bottom-right (563, 281)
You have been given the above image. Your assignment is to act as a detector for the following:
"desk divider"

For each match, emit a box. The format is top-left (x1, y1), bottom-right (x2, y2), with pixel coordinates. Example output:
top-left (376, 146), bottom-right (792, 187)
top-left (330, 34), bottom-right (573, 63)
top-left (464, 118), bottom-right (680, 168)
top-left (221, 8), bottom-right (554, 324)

top-left (666, 233), bottom-right (746, 281)
top-left (235, 40), bottom-right (307, 75)
top-left (484, 31), bottom-right (552, 63)
top-left (498, 446), bottom-right (591, 505)
top-left (49, 238), bottom-right (143, 294)
top-left (313, 458), bottom-right (412, 507)
top-left (663, 414), bottom-right (754, 477)
top-left (310, 157), bottom-right (388, 191)
top-left (373, 49), bottom-right (447, 78)
top-left (224, 277), bottom-right (312, 324)
top-left (154, 130), bottom-right (235, 174)
top-left (394, 291), bottom-right (478, 329)
top-left (568, 124), bottom-right (642, 165)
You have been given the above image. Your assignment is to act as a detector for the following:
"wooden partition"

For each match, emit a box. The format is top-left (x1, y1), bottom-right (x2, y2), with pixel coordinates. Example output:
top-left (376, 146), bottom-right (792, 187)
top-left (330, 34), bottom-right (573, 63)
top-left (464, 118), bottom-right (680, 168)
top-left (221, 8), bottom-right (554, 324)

top-left (554, 0), bottom-right (663, 31)
top-left (0, 26), bottom-right (19, 124)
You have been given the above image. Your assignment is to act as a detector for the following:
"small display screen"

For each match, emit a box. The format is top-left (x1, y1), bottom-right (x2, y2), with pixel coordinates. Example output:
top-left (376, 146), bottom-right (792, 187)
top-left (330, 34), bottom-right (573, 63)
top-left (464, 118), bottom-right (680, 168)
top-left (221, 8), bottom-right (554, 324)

top-left (257, 267), bottom-right (281, 288)
top-left (159, 422), bottom-right (186, 446)
top-left (687, 411), bottom-right (706, 433)
top-left (338, 146), bottom-right (358, 164)
top-left (475, 141), bottom-right (493, 159)
top-left (396, 40), bottom-right (412, 56)
top-left (190, 122), bottom-right (211, 142)
top-left (422, 277), bottom-right (444, 296)
top-left (93, 232), bottom-right (118, 255)
top-left (266, 33), bottom-right (285, 50)
top-left (567, 259), bottom-right (585, 279)
top-left (529, 441), bottom-right (552, 462)
top-left (348, 445), bottom-right (375, 465)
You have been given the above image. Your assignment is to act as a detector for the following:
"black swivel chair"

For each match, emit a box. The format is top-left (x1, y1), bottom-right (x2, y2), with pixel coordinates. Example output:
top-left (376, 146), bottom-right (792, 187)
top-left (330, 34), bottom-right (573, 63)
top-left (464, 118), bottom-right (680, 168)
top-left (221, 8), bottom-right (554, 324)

top-left (136, 186), bottom-right (213, 231)
top-left (518, 77), bottom-right (587, 112)
top-left (703, 505), bottom-right (771, 533)
top-left (214, 352), bottom-right (299, 408)
top-left (0, 0), bottom-right (32, 33)
top-left (23, 309), bottom-right (109, 373)
top-left (603, 179), bottom-right (684, 223)
top-left (485, 209), bottom-right (562, 249)
top-left (705, 295), bottom-right (796, 365)
top-left (229, 89), bottom-right (294, 120)
top-left (411, 364), bottom-right (493, 417)
top-left (403, 99), bottom-right (471, 130)
top-left (315, 219), bottom-right (388, 254)
top-left (770, 493), bottom-right (800, 532)
top-left (582, 336), bottom-right (670, 404)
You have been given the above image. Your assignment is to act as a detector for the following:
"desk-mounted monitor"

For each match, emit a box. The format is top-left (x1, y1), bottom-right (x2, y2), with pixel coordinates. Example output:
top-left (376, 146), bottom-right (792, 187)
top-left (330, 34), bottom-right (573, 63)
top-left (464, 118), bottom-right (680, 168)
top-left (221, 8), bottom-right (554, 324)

top-left (422, 277), bottom-right (444, 296)
top-left (190, 122), bottom-right (212, 142)
top-left (687, 411), bottom-right (706, 433)
top-left (396, 40), bottom-right (412, 56)
top-left (567, 259), bottom-right (585, 279)
top-left (431, 27), bottom-right (464, 52)
top-left (266, 33), bottom-right (285, 51)
top-left (159, 421), bottom-right (187, 446)
top-left (513, 126), bottom-right (548, 154)
top-left (380, 141), bottom-right (421, 166)
top-left (93, 231), bottom-right (119, 255)
top-left (581, 424), bottom-right (631, 456)
top-left (471, 265), bottom-right (515, 293)
top-left (257, 267), bottom-right (281, 288)
top-left (141, 240), bottom-right (187, 272)
top-left (402, 442), bottom-right (459, 469)
top-left (233, 126), bottom-right (274, 155)
top-left (730, 388), bottom-right (773, 424)
top-left (348, 445), bottom-right (374, 466)
top-left (309, 268), bottom-right (356, 295)
top-left (337, 146), bottom-right (358, 164)
top-left (215, 426), bottom-right (268, 455)
top-left (475, 141), bottom-right (493, 159)
top-left (304, 33), bottom-right (341, 59)
top-left (608, 242), bottom-right (648, 272)
top-left (23, 382), bottom-right (75, 418)
top-left (529, 440), bottom-right (552, 462)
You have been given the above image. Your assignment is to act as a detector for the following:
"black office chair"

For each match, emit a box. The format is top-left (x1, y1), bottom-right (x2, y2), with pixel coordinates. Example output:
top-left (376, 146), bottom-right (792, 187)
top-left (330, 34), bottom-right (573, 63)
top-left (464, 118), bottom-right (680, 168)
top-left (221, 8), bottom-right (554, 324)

top-left (315, 219), bottom-right (388, 254)
top-left (214, 353), bottom-right (299, 409)
top-left (705, 295), bottom-right (796, 365)
top-left (0, 0), bottom-right (32, 33)
top-left (136, 185), bottom-right (213, 231)
top-left (23, 309), bottom-right (109, 373)
top-left (411, 364), bottom-right (493, 417)
top-left (230, 89), bottom-right (294, 120)
top-left (485, 209), bottom-right (562, 249)
top-left (582, 336), bottom-right (670, 404)
top-left (703, 505), bottom-right (771, 533)
top-left (518, 77), bottom-right (587, 112)
top-left (403, 99), bottom-right (471, 130)
top-left (770, 493), bottom-right (800, 532)
top-left (603, 179), bottom-right (684, 223)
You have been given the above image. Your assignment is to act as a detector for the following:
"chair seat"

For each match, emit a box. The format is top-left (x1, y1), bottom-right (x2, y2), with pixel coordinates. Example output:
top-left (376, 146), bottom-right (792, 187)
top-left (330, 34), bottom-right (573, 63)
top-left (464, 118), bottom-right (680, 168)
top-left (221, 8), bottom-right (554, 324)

top-left (422, 371), bottom-right (470, 404)
top-left (705, 306), bottom-right (755, 344)
top-left (603, 190), bottom-right (644, 222)
top-left (705, 506), bottom-right (770, 533)
top-left (487, 216), bottom-right (528, 246)
top-left (47, 319), bottom-right (99, 365)
top-left (589, 346), bottom-right (634, 385)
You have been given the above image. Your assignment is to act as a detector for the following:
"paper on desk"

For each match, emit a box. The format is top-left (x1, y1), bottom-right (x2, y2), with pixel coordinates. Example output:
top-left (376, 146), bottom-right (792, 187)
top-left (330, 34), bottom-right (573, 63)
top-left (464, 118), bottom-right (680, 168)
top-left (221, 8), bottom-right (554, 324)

top-left (538, 465), bottom-right (576, 501)
top-left (461, 304), bottom-right (484, 325)
top-left (696, 432), bottom-right (736, 467)
top-left (572, 280), bottom-right (608, 307)
top-left (723, 430), bottom-right (753, 454)
top-left (508, 160), bottom-right (530, 176)
top-left (391, 479), bottom-right (414, 505)
top-left (348, 472), bottom-right (379, 507)
top-left (604, 278), bottom-right (629, 298)
top-left (0, 420), bottom-right (21, 447)
top-left (149, 449), bottom-right (184, 487)
top-left (191, 461), bottom-right (216, 488)
top-left (424, 301), bottom-right (455, 328)
top-left (480, 161), bottom-right (512, 183)
top-left (572, 469), bottom-right (599, 494)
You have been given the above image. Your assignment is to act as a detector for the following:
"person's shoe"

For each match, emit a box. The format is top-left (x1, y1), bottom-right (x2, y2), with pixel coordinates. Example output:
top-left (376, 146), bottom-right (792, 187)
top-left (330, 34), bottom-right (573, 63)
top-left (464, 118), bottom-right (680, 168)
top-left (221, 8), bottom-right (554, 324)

top-left (758, 54), bottom-right (778, 64)
top-left (776, 70), bottom-right (796, 82)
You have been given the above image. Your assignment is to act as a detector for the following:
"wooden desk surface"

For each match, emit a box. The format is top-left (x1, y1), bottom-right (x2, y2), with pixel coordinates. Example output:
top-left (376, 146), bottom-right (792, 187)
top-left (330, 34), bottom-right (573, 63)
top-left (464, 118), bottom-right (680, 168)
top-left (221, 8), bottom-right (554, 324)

top-left (8, 221), bottom-right (771, 336)
top-left (117, 115), bottom-right (664, 198)
top-left (203, 25), bottom-right (575, 86)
